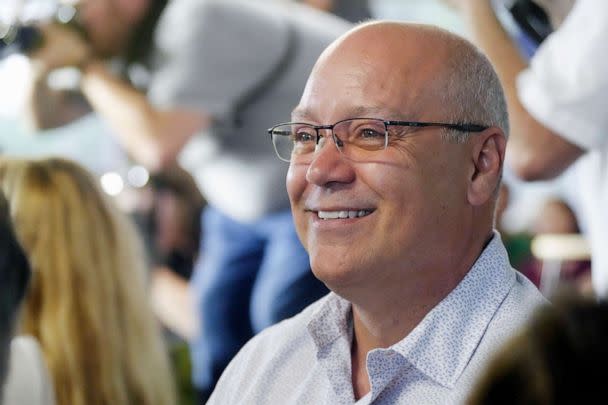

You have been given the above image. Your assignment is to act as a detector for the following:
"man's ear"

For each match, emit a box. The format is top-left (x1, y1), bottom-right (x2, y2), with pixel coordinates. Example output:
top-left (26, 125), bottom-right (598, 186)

top-left (467, 127), bottom-right (506, 207)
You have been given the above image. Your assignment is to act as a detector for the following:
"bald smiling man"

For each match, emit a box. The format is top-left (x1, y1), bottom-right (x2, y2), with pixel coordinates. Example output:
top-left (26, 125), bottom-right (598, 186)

top-left (208, 21), bottom-right (546, 404)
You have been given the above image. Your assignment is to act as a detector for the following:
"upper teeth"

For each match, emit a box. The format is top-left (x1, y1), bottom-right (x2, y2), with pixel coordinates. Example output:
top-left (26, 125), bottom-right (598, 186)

top-left (317, 210), bottom-right (371, 219)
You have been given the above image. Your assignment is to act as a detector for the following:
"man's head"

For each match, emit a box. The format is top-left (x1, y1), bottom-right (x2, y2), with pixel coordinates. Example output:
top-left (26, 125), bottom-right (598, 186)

top-left (285, 22), bottom-right (508, 295)
top-left (69, 0), bottom-right (153, 57)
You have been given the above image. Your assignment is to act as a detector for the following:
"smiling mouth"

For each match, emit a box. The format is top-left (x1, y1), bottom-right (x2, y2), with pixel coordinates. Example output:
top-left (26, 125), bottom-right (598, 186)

top-left (316, 210), bottom-right (374, 220)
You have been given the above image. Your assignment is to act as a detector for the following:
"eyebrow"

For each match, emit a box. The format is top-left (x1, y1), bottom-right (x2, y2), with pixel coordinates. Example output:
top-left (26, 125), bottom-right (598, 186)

top-left (290, 107), bottom-right (313, 121)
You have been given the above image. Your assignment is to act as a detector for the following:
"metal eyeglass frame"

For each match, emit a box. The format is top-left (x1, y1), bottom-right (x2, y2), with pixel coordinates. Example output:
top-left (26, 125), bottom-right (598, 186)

top-left (268, 118), bottom-right (489, 162)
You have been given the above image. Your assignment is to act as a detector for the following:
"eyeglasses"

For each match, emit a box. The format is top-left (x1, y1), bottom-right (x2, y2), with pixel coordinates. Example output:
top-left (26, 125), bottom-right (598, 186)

top-left (268, 118), bottom-right (488, 162)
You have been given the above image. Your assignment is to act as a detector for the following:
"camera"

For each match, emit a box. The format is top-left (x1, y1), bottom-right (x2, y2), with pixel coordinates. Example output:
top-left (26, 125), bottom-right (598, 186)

top-left (0, 25), bottom-right (43, 58)
top-left (507, 0), bottom-right (552, 45)
top-left (493, 0), bottom-right (553, 58)
top-left (0, 3), bottom-right (79, 59)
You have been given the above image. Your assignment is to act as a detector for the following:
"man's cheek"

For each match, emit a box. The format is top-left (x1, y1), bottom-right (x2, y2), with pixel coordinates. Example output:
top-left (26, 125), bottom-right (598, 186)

top-left (286, 167), bottom-right (306, 200)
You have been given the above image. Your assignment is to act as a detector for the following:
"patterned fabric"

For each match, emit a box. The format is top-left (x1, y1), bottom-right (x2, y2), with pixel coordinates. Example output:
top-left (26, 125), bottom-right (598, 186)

top-left (208, 231), bottom-right (546, 404)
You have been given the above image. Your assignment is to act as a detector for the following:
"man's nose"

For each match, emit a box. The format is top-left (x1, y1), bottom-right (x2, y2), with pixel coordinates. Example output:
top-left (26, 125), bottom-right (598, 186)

top-left (305, 134), bottom-right (355, 186)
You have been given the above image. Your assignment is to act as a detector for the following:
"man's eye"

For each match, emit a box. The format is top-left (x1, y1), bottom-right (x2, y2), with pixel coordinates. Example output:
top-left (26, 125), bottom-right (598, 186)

top-left (359, 128), bottom-right (384, 138)
top-left (294, 131), bottom-right (316, 143)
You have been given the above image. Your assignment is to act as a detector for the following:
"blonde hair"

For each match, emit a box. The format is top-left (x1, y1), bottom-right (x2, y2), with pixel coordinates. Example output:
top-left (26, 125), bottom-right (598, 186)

top-left (0, 157), bottom-right (175, 405)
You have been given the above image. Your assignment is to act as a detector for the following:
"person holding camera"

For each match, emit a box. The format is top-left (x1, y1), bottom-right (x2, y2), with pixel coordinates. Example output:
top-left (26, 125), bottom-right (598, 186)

top-left (299, 0), bottom-right (372, 23)
top-left (20, 0), bottom-right (349, 401)
top-left (447, 0), bottom-right (608, 297)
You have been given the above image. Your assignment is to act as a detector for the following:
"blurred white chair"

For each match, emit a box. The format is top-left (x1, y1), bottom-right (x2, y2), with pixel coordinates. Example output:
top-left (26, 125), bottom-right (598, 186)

top-left (1, 336), bottom-right (55, 405)
top-left (531, 233), bottom-right (591, 296)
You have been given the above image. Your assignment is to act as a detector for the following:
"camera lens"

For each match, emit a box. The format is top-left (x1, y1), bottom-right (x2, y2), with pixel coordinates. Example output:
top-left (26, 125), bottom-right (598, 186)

top-left (0, 25), bottom-right (43, 59)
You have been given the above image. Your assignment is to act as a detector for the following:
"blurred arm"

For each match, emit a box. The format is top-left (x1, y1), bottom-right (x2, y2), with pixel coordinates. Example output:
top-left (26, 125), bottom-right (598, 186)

top-left (454, 0), bottom-right (584, 180)
top-left (80, 61), bottom-right (211, 171)
top-left (24, 61), bottom-right (92, 130)
top-left (150, 267), bottom-right (199, 341)
top-left (23, 23), bottom-right (94, 130)
top-left (23, 23), bottom-right (211, 171)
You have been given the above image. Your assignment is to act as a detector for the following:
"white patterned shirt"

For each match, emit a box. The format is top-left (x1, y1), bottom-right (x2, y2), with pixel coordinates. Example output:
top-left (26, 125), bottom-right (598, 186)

top-left (208, 232), bottom-right (546, 404)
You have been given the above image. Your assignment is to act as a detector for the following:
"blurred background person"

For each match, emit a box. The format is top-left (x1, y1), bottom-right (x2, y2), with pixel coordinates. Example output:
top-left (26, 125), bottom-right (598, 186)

top-left (446, 0), bottom-right (608, 297)
top-left (0, 157), bottom-right (175, 405)
top-left (10, 0), bottom-right (350, 400)
top-left (528, 198), bottom-right (592, 295)
top-left (468, 291), bottom-right (608, 405)
top-left (299, 0), bottom-right (372, 22)
top-left (144, 165), bottom-right (205, 282)
top-left (126, 165), bottom-right (205, 403)
top-left (495, 180), bottom-right (592, 296)
top-left (1, 191), bottom-right (55, 405)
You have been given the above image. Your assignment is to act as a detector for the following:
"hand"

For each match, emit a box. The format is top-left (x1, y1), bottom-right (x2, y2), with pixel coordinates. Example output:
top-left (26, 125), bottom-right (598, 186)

top-left (29, 22), bottom-right (92, 72)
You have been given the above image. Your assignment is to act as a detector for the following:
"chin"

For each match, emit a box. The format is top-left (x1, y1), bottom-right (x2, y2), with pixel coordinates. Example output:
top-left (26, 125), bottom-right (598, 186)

top-left (311, 258), bottom-right (364, 293)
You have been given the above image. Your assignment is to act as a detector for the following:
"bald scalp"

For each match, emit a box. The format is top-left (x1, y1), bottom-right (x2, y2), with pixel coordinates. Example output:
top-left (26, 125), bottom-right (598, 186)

top-left (312, 21), bottom-right (509, 141)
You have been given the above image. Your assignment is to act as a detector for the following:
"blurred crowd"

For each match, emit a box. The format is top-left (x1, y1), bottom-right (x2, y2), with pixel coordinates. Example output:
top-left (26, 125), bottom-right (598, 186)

top-left (0, 0), bottom-right (606, 404)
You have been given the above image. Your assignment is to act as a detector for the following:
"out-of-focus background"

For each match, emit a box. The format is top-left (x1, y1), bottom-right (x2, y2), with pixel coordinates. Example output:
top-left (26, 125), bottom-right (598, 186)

top-left (1, 0), bottom-right (583, 266)
top-left (1, 1), bottom-right (596, 404)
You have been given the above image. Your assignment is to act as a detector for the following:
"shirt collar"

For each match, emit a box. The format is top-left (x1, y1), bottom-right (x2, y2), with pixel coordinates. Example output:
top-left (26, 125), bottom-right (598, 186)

top-left (392, 231), bottom-right (515, 388)
top-left (307, 291), bottom-right (352, 351)
top-left (307, 231), bottom-right (515, 388)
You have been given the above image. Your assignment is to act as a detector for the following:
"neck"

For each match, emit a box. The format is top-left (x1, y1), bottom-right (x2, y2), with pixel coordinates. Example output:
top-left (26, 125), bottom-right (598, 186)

top-left (350, 275), bottom-right (454, 352)
top-left (347, 227), bottom-right (494, 399)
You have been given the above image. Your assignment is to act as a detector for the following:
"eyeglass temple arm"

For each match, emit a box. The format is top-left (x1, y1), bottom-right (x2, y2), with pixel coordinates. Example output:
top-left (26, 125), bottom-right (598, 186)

top-left (385, 121), bottom-right (488, 132)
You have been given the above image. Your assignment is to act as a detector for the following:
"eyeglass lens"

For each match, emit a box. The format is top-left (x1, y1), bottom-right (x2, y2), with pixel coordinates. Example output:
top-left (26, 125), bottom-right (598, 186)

top-left (271, 118), bottom-right (388, 162)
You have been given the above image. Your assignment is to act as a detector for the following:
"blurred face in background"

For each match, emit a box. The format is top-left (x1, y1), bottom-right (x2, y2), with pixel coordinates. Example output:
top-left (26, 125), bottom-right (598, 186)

top-left (71, 0), bottom-right (149, 57)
